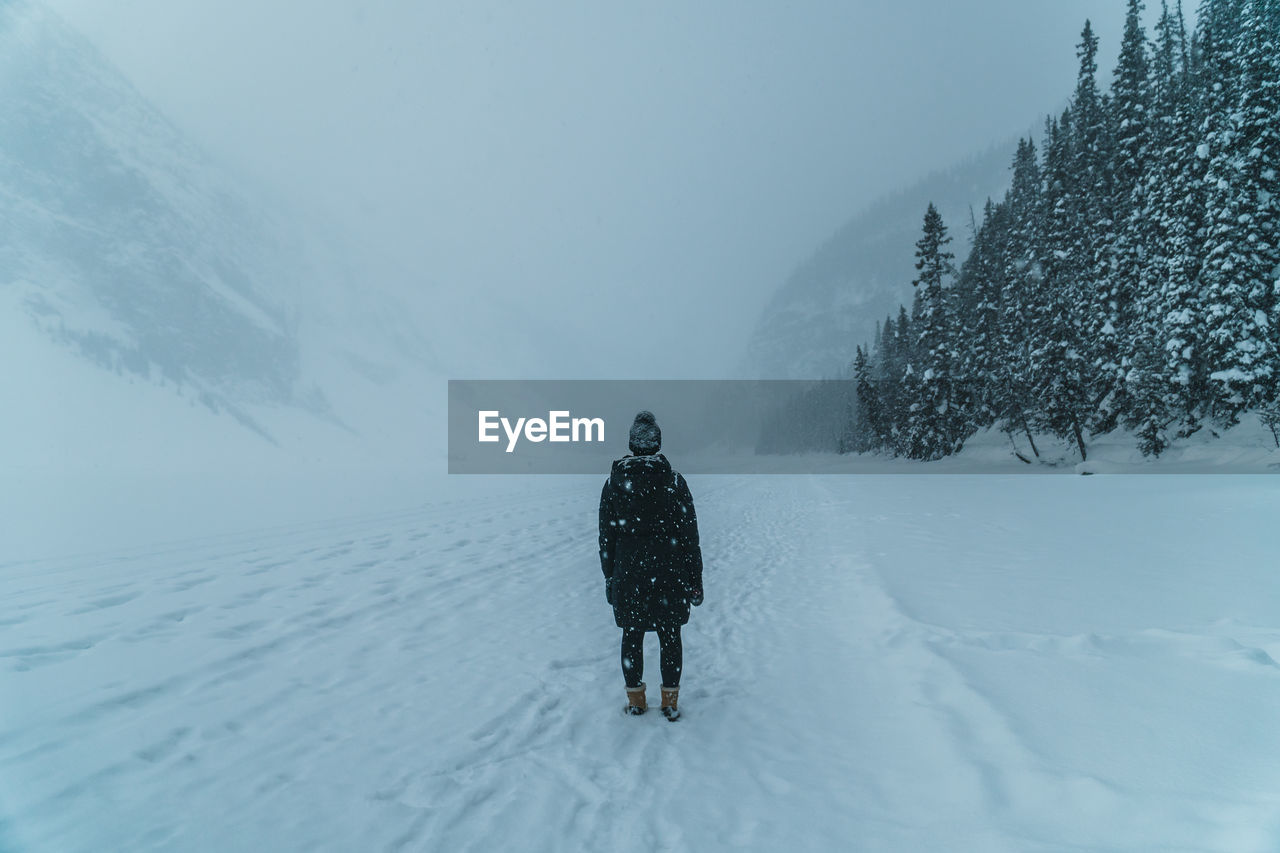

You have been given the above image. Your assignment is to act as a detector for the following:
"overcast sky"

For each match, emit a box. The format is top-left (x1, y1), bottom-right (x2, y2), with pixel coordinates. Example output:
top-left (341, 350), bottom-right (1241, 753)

top-left (46, 0), bottom-right (1140, 378)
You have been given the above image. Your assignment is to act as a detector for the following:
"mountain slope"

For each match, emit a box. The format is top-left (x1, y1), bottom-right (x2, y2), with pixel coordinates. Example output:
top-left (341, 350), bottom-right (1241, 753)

top-left (0, 0), bottom-right (322, 417)
top-left (747, 142), bottom-right (1017, 378)
top-left (0, 2), bottom-right (454, 560)
top-left (0, 0), bottom-right (451, 466)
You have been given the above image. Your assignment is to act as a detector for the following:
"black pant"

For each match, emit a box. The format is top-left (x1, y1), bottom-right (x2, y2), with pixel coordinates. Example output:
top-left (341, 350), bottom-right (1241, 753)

top-left (621, 626), bottom-right (682, 689)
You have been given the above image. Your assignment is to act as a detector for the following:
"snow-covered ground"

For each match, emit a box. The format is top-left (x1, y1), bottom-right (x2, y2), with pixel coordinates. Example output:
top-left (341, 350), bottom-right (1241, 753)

top-left (4, 473), bottom-right (1280, 852)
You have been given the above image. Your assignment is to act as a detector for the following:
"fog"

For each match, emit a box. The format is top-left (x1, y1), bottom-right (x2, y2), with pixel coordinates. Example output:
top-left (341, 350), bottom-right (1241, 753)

top-left (44, 0), bottom-right (1133, 379)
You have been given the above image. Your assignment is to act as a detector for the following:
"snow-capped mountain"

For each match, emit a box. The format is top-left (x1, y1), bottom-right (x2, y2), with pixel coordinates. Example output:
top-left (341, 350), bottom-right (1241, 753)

top-left (0, 0), bottom-right (445, 455)
top-left (0, 1), bottom-right (319, 413)
top-left (0, 1), bottom-right (453, 559)
top-left (746, 142), bottom-right (1017, 379)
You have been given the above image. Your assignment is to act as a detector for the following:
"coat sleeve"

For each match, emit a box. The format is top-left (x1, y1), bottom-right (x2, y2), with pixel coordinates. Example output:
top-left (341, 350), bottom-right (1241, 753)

top-left (598, 479), bottom-right (616, 580)
top-left (674, 474), bottom-right (703, 593)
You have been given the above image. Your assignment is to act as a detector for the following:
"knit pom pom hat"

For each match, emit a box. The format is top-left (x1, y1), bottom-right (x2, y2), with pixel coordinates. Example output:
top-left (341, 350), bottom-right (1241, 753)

top-left (628, 410), bottom-right (661, 455)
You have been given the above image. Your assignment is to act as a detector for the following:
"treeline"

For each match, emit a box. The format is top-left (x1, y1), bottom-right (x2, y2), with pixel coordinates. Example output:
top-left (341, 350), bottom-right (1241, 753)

top-left (846, 0), bottom-right (1279, 461)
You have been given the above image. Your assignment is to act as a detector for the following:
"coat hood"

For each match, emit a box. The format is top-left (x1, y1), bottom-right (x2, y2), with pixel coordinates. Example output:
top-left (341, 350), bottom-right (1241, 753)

top-left (609, 453), bottom-right (674, 497)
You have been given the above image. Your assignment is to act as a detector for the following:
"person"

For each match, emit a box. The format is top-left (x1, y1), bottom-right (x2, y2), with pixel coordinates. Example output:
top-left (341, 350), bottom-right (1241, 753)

top-left (598, 410), bottom-right (703, 720)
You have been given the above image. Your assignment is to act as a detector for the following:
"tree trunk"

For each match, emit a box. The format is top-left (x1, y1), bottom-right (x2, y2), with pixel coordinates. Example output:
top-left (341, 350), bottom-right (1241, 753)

top-left (1071, 415), bottom-right (1087, 461)
top-left (1020, 415), bottom-right (1040, 458)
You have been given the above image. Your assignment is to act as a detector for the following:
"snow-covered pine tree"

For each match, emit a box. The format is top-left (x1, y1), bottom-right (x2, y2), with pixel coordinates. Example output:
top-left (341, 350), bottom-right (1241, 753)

top-left (1033, 110), bottom-right (1094, 460)
top-left (1234, 0), bottom-right (1280, 415)
top-left (869, 312), bottom-right (901, 452)
top-left (1098, 0), bottom-right (1152, 434)
top-left (1195, 0), bottom-right (1277, 424)
top-left (956, 198), bottom-right (1008, 432)
top-left (839, 0), bottom-right (1277, 460)
top-left (1123, 1), bottom-right (1182, 453)
top-left (885, 305), bottom-right (915, 454)
top-left (1066, 20), bottom-right (1120, 434)
top-left (1126, 0), bottom-right (1207, 452)
top-left (849, 345), bottom-right (880, 453)
top-left (994, 138), bottom-right (1044, 457)
top-left (901, 203), bottom-right (965, 459)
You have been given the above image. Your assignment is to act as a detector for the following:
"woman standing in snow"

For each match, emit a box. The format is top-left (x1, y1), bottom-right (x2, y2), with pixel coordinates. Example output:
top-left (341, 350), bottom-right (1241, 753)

top-left (598, 411), bottom-right (703, 721)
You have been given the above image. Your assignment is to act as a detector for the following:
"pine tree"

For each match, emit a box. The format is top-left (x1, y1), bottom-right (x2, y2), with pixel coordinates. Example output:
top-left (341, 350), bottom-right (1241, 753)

top-left (957, 199), bottom-right (1008, 431)
top-left (871, 312), bottom-right (903, 452)
top-left (1128, 0), bottom-right (1203, 451)
top-left (1234, 0), bottom-right (1280, 412)
top-left (851, 345), bottom-right (881, 453)
top-left (1066, 20), bottom-right (1119, 434)
top-left (840, 0), bottom-right (1279, 461)
top-left (994, 138), bottom-right (1044, 456)
top-left (1098, 0), bottom-right (1152, 434)
top-left (1033, 110), bottom-right (1094, 460)
top-left (1196, 0), bottom-right (1277, 424)
top-left (885, 305), bottom-right (915, 453)
top-left (901, 203), bottom-right (964, 459)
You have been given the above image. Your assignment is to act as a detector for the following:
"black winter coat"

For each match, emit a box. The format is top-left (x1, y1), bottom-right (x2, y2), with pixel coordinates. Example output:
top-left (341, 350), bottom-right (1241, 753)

top-left (598, 453), bottom-right (703, 630)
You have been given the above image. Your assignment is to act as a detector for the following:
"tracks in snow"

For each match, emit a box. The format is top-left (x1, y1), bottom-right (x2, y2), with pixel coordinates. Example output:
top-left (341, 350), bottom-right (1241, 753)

top-left (5, 475), bottom-right (1280, 851)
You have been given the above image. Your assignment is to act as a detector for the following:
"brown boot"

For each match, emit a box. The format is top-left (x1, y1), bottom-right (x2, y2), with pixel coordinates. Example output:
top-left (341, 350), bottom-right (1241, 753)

top-left (625, 683), bottom-right (647, 715)
top-left (660, 685), bottom-right (680, 721)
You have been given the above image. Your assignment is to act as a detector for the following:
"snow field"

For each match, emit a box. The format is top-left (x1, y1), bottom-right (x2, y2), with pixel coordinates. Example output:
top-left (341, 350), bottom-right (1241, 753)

top-left (2, 474), bottom-right (1280, 851)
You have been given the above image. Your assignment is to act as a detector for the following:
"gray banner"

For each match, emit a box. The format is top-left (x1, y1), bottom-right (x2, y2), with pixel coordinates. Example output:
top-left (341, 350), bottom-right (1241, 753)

top-left (449, 379), bottom-right (857, 474)
top-left (447, 380), bottom-right (1280, 474)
